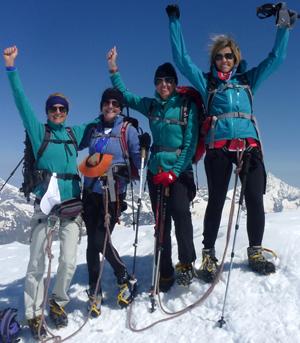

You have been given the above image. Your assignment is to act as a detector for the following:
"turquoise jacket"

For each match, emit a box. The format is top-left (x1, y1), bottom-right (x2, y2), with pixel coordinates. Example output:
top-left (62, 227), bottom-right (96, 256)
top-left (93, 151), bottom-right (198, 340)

top-left (169, 15), bottom-right (289, 144)
top-left (7, 69), bottom-right (99, 200)
top-left (110, 73), bottom-right (198, 177)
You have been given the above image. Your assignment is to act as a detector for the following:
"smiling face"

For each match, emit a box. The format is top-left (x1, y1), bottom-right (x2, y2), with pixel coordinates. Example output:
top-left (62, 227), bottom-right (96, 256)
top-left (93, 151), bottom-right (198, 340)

top-left (214, 47), bottom-right (235, 73)
top-left (102, 99), bottom-right (121, 122)
top-left (155, 77), bottom-right (176, 101)
top-left (47, 104), bottom-right (68, 124)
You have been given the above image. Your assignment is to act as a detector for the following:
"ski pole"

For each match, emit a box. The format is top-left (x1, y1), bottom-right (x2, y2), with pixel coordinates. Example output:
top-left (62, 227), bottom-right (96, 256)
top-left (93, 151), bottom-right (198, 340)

top-left (0, 157), bottom-right (24, 193)
top-left (149, 166), bottom-right (164, 312)
top-left (131, 147), bottom-right (147, 296)
top-left (218, 152), bottom-right (251, 328)
top-left (150, 183), bottom-right (169, 312)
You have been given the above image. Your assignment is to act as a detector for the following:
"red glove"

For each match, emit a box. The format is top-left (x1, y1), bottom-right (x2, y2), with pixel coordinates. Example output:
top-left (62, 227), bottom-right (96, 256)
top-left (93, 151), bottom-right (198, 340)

top-left (153, 170), bottom-right (177, 186)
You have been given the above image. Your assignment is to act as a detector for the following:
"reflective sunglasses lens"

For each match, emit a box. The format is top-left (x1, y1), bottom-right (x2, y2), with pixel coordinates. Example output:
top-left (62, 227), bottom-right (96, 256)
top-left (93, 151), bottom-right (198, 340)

top-left (103, 100), bottom-right (120, 108)
top-left (225, 53), bottom-right (234, 60)
top-left (48, 106), bottom-right (67, 113)
top-left (165, 77), bottom-right (174, 84)
top-left (111, 100), bottom-right (120, 107)
top-left (215, 53), bottom-right (234, 61)
top-left (154, 78), bottom-right (163, 86)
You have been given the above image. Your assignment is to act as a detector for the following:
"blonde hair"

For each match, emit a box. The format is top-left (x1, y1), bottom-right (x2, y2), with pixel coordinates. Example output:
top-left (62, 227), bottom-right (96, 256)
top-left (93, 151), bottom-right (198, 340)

top-left (208, 34), bottom-right (242, 71)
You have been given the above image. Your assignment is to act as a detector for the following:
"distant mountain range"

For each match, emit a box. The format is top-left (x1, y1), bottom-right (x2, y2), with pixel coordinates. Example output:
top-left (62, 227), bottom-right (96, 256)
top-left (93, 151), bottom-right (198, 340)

top-left (0, 173), bottom-right (299, 245)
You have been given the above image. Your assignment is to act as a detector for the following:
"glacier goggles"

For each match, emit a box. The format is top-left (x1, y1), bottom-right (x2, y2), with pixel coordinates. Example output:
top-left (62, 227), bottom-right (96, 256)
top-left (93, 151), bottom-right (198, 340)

top-left (214, 53), bottom-right (235, 61)
top-left (154, 77), bottom-right (174, 86)
top-left (48, 106), bottom-right (68, 114)
top-left (102, 100), bottom-right (120, 108)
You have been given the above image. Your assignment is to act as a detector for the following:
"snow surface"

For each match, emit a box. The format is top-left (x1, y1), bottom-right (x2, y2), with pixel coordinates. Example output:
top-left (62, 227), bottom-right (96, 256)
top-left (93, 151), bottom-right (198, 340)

top-left (1, 211), bottom-right (300, 343)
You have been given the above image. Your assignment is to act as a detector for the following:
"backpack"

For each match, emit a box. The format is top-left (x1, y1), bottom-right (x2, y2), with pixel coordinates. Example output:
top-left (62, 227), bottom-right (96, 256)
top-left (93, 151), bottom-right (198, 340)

top-left (148, 86), bottom-right (207, 163)
top-left (0, 308), bottom-right (21, 343)
top-left (89, 114), bottom-right (140, 183)
top-left (20, 124), bottom-right (78, 202)
top-left (176, 86), bottom-right (207, 163)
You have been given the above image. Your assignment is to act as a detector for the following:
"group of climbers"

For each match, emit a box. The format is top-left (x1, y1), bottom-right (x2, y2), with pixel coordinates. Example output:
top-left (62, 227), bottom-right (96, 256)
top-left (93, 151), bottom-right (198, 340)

top-left (2, 1), bottom-right (295, 340)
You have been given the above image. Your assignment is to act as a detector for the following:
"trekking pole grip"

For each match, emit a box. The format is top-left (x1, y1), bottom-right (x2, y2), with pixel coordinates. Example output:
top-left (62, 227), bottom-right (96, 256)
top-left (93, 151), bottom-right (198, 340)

top-left (141, 147), bottom-right (147, 159)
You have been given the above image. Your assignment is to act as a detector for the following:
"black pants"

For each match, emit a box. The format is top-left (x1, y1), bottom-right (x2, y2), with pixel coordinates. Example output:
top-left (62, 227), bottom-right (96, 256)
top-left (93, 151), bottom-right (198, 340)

top-left (203, 147), bottom-right (266, 249)
top-left (147, 170), bottom-right (196, 278)
top-left (82, 190), bottom-right (126, 285)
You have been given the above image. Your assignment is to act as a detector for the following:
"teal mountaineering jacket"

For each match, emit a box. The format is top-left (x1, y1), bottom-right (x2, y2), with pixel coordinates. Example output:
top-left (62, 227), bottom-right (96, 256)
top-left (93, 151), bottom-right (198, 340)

top-left (7, 68), bottom-right (99, 200)
top-left (110, 72), bottom-right (198, 177)
top-left (169, 15), bottom-right (289, 145)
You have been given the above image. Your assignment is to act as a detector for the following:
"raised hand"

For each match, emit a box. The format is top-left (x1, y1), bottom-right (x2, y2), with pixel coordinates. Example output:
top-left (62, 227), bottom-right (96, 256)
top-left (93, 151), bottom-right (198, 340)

top-left (107, 46), bottom-right (118, 71)
top-left (166, 4), bottom-right (180, 19)
top-left (3, 46), bottom-right (18, 67)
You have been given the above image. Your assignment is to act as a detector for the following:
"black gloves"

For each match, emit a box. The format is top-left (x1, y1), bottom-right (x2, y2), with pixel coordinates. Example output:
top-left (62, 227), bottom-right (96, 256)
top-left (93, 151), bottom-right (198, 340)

top-left (138, 132), bottom-right (151, 151)
top-left (275, 2), bottom-right (297, 29)
top-left (166, 4), bottom-right (180, 19)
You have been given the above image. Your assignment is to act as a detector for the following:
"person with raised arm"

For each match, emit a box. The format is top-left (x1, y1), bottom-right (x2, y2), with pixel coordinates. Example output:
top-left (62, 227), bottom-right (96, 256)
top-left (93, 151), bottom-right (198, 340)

top-left (107, 46), bottom-right (198, 292)
top-left (3, 46), bottom-right (99, 340)
top-left (165, 3), bottom-right (292, 281)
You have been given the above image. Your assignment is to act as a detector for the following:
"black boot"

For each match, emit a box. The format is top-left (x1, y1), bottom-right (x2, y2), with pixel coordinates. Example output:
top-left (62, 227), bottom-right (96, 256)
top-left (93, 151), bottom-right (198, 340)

top-left (247, 246), bottom-right (275, 275)
top-left (158, 275), bottom-right (175, 293)
top-left (202, 248), bottom-right (218, 283)
top-left (87, 283), bottom-right (103, 318)
top-left (116, 270), bottom-right (133, 309)
top-left (48, 298), bottom-right (68, 329)
top-left (176, 263), bottom-right (193, 286)
top-left (28, 315), bottom-right (47, 340)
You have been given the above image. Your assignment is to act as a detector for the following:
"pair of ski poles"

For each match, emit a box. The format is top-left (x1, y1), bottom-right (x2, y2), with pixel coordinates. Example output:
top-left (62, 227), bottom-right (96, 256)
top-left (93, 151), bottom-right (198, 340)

top-left (130, 147), bottom-right (147, 297)
top-left (149, 166), bottom-right (169, 313)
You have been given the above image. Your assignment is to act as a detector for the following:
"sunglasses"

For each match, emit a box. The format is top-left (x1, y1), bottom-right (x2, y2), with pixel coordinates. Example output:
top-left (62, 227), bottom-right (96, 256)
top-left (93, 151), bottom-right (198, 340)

top-left (154, 77), bottom-right (174, 86)
top-left (48, 106), bottom-right (68, 114)
top-left (214, 53), bottom-right (235, 61)
top-left (102, 100), bottom-right (120, 108)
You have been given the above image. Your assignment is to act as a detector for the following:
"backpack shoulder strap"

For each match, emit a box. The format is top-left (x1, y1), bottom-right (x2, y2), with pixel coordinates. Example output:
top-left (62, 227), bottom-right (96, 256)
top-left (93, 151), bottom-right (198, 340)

top-left (148, 102), bottom-right (158, 127)
top-left (33, 124), bottom-right (52, 170)
top-left (65, 127), bottom-right (78, 157)
top-left (119, 121), bottom-right (132, 179)
top-left (238, 73), bottom-right (253, 113)
top-left (179, 94), bottom-right (192, 133)
top-left (206, 73), bottom-right (218, 115)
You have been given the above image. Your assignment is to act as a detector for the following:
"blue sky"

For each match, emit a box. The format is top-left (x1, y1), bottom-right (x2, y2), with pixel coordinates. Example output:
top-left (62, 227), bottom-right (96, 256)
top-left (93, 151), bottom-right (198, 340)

top-left (0, 0), bottom-right (299, 188)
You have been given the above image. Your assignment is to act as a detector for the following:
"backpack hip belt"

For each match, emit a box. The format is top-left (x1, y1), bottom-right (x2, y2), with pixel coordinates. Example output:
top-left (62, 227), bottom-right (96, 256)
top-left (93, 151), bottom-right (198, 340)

top-left (34, 169), bottom-right (80, 189)
top-left (151, 144), bottom-right (182, 157)
top-left (208, 111), bottom-right (264, 155)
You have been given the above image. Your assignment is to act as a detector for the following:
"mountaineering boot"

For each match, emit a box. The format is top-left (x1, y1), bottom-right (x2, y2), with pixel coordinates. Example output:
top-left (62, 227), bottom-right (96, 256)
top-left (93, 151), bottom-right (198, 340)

top-left (201, 248), bottom-right (218, 283)
top-left (158, 275), bottom-right (175, 293)
top-left (28, 315), bottom-right (47, 340)
top-left (48, 298), bottom-right (68, 329)
top-left (116, 270), bottom-right (133, 309)
top-left (176, 263), bottom-right (193, 286)
top-left (247, 246), bottom-right (276, 275)
top-left (87, 283), bottom-right (103, 318)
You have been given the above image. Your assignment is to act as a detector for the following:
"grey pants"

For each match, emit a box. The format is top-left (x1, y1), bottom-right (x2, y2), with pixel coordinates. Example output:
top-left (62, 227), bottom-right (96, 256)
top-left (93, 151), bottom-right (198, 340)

top-left (24, 204), bottom-right (79, 319)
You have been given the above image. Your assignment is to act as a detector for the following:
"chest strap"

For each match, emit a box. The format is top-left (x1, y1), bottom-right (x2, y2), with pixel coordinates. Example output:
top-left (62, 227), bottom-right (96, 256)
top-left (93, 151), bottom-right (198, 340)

top-left (92, 132), bottom-right (122, 138)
